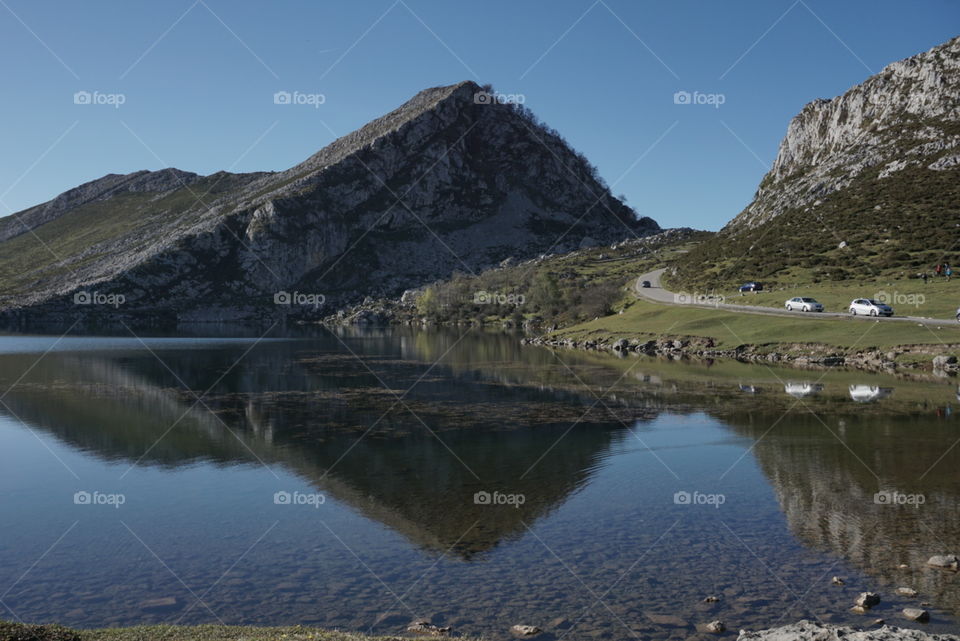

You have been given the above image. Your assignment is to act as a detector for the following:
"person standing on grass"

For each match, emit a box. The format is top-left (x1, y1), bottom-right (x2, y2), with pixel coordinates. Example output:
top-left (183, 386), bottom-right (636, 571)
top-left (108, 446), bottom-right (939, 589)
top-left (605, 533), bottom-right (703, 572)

top-left (936, 263), bottom-right (943, 277)
top-left (948, 266), bottom-right (953, 281)
top-left (922, 272), bottom-right (929, 284)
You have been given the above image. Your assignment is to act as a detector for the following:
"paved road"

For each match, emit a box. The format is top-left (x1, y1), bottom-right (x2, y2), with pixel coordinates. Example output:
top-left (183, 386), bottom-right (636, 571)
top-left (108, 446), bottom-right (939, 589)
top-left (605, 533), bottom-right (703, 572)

top-left (634, 268), bottom-right (958, 327)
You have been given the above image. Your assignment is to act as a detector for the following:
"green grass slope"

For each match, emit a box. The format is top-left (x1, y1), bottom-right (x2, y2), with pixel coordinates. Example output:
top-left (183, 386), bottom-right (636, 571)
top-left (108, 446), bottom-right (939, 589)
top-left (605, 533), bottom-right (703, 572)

top-left (672, 161), bottom-right (960, 292)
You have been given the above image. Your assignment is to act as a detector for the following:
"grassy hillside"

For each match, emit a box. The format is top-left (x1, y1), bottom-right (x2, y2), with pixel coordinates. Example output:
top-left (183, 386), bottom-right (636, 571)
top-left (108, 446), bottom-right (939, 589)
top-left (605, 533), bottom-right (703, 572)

top-left (693, 276), bottom-right (960, 320)
top-left (551, 298), bottom-right (960, 352)
top-left (672, 160), bottom-right (960, 291)
top-left (408, 230), bottom-right (707, 327)
top-left (0, 173), bottom-right (254, 299)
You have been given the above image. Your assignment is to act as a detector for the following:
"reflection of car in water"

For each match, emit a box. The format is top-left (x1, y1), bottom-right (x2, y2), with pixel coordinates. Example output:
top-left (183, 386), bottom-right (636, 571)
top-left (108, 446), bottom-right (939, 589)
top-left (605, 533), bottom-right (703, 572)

top-left (849, 385), bottom-right (894, 403)
top-left (739, 384), bottom-right (761, 394)
top-left (784, 382), bottom-right (824, 398)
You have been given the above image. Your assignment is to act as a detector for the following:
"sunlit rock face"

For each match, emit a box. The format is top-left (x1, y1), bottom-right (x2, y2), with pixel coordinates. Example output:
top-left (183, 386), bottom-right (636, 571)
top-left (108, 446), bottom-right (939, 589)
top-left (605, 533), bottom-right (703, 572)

top-left (727, 35), bottom-right (960, 232)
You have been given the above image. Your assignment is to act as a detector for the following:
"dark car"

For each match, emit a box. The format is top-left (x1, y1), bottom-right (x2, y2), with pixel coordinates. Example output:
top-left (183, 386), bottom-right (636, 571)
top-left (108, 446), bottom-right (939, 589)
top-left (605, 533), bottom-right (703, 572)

top-left (739, 282), bottom-right (763, 292)
top-left (641, 280), bottom-right (651, 288)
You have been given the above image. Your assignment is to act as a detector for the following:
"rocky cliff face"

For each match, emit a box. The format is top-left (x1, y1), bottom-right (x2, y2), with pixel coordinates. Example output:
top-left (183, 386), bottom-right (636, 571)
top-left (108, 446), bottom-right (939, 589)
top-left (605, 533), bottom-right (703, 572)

top-left (674, 35), bottom-right (960, 288)
top-left (0, 81), bottom-right (657, 324)
top-left (728, 35), bottom-right (960, 232)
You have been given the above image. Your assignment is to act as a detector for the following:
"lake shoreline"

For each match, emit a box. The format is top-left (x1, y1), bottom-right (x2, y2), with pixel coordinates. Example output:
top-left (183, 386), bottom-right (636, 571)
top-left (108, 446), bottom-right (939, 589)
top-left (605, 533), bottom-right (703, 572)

top-left (3, 619), bottom-right (957, 641)
top-left (521, 332), bottom-right (960, 380)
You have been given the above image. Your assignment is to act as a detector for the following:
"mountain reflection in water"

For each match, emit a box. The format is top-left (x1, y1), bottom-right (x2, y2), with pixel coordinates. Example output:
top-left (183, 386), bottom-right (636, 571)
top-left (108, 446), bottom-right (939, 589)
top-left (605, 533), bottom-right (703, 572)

top-left (0, 327), bottom-right (957, 636)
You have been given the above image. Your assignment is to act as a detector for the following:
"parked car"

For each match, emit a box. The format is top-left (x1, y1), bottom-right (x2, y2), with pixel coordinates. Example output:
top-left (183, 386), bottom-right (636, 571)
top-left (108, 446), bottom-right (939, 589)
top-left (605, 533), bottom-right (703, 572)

top-left (785, 297), bottom-right (823, 312)
top-left (641, 280), bottom-right (651, 288)
top-left (849, 298), bottom-right (893, 316)
top-left (739, 282), bottom-right (763, 293)
top-left (956, 306), bottom-right (960, 322)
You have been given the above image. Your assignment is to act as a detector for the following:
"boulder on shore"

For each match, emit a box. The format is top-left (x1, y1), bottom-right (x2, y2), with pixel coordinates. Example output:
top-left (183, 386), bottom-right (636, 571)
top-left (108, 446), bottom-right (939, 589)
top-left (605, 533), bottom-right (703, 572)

top-left (737, 620), bottom-right (958, 640)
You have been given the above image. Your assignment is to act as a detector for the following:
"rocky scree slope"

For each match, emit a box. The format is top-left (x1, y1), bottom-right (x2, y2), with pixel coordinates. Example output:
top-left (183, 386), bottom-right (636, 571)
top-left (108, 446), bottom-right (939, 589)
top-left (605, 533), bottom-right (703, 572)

top-left (675, 35), bottom-right (960, 288)
top-left (0, 80), bottom-right (657, 324)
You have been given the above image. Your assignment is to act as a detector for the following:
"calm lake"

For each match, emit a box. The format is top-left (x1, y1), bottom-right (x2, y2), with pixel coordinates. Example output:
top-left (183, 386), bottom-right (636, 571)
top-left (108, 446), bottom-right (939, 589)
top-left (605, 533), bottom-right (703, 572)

top-left (1, 327), bottom-right (958, 639)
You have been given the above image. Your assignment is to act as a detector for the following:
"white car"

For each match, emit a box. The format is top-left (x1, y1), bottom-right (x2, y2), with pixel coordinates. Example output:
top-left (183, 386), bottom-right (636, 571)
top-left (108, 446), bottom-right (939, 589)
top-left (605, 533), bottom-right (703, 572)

top-left (849, 298), bottom-right (893, 317)
top-left (785, 297), bottom-right (823, 312)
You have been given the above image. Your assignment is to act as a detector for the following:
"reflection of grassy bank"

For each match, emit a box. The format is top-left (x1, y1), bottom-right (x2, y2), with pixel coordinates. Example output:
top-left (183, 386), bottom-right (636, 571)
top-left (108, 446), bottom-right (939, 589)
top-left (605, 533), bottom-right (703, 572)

top-left (551, 299), bottom-right (960, 354)
top-left (0, 621), bottom-right (483, 641)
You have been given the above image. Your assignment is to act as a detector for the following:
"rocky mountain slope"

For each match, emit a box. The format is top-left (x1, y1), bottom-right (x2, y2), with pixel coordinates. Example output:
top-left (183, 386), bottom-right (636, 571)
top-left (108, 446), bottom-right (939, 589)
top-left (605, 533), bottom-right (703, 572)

top-left (675, 35), bottom-right (960, 287)
top-left (0, 80), bottom-right (657, 324)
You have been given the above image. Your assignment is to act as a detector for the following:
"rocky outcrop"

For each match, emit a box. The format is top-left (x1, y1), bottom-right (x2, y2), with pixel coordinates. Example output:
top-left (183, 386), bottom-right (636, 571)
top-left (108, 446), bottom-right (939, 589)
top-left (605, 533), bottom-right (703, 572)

top-left (0, 81), bottom-right (657, 324)
top-left (672, 35), bottom-right (960, 289)
top-left (738, 620), bottom-right (958, 641)
top-left (728, 36), bottom-right (960, 232)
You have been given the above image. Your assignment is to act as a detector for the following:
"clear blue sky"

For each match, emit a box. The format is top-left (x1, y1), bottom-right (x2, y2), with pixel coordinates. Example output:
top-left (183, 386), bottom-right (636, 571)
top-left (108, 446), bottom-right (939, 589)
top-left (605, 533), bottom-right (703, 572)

top-left (0, 1), bottom-right (957, 231)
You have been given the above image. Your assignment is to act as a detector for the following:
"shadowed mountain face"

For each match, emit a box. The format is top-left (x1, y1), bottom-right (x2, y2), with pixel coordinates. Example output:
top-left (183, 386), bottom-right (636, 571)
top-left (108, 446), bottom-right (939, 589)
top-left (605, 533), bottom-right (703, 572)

top-left (0, 81), bottom-right (657, 324)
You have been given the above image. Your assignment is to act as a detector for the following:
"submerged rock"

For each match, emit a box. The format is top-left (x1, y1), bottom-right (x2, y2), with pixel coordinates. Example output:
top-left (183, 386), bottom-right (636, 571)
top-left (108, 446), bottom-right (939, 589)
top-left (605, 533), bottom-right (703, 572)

top-left (902, 608), bottom-right (930, 622)
top-left (855, 592), bottom-right (881, 609)
top-left (927, 554), bottom-right (959, 570)
top-left (703, 620), bottom-right (726, 634)
top-left (138, 596), bottom-right (180, 612)
top-left (510, 624), bottom-right (542, 637)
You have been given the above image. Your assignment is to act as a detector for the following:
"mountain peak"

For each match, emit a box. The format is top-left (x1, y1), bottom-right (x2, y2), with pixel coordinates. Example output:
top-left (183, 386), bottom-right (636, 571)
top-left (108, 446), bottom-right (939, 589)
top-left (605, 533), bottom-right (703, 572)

top-left (0, 80), bottom-right (656, 323)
